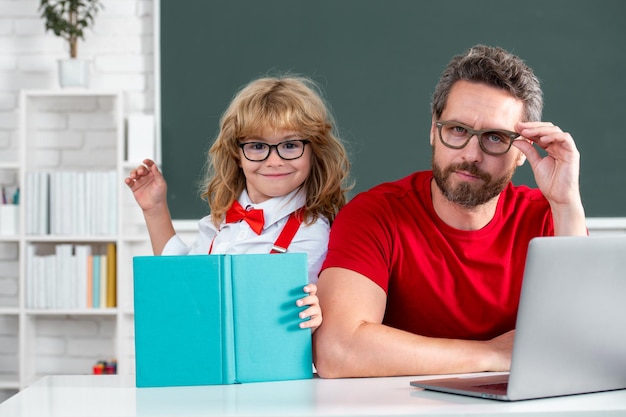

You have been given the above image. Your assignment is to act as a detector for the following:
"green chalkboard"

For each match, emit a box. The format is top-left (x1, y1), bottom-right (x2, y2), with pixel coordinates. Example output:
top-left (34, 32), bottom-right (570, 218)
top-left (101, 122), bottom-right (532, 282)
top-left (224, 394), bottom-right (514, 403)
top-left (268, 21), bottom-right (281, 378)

top-left (161, 0), bottom-right (626, 219)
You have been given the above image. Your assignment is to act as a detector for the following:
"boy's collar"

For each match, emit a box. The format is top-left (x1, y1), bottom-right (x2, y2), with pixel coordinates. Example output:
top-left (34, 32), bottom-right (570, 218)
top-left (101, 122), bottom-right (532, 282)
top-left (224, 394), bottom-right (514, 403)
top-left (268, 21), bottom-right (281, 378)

top-left (238, 188), bottom-right (305, 229)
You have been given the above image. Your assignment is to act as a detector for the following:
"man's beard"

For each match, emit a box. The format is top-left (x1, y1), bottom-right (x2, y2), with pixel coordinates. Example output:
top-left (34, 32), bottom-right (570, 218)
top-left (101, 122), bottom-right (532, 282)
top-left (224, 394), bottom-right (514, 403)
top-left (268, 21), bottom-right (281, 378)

top-left (432, 158), bottom-right (515, 209)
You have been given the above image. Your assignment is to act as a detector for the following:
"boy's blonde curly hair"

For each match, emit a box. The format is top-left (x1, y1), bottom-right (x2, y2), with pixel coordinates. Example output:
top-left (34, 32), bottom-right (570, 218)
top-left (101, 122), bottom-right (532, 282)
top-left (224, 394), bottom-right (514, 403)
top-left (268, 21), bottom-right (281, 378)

top-left (201, 75), bottom-right (351, 228)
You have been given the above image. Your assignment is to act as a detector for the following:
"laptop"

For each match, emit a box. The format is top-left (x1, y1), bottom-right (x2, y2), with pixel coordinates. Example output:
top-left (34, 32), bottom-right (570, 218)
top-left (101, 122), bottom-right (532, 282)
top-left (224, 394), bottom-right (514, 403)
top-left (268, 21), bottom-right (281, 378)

top-left (411, 235), bottom-right (626, 401)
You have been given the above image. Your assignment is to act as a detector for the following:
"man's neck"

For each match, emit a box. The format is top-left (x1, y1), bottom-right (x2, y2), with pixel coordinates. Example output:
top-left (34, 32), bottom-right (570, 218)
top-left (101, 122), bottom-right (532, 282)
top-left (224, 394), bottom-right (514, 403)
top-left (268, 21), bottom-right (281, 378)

top-left (430, 179), bottom-right (499, 231)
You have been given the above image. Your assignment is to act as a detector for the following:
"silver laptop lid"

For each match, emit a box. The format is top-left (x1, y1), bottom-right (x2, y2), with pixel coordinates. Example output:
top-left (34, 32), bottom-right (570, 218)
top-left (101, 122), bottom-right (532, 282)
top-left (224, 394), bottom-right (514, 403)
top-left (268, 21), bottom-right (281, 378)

top-left (507, 235), bottom-right (626, 400)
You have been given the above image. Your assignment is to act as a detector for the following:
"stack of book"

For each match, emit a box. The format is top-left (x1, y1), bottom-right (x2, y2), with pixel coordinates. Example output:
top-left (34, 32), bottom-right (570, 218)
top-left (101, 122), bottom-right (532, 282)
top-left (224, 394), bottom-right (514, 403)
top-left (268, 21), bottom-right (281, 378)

top-left (25, 243), bottom-right (117, 309)
top-left (24, 170), bottom-right (117, 235)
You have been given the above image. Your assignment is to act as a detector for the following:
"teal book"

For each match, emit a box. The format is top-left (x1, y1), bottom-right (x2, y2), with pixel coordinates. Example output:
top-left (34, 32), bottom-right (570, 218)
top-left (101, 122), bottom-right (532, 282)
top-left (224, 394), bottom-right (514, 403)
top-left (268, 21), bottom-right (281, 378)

top-left (92, 255), bottom-right (100, 308)
top-left (133, 253), bottom-right (313, 387)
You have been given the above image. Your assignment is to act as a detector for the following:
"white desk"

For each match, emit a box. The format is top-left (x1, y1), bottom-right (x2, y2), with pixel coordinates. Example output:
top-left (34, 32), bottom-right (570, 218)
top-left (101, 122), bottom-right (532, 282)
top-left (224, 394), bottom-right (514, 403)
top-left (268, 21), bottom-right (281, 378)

top-left (1, 374), bottom-right (625, 416)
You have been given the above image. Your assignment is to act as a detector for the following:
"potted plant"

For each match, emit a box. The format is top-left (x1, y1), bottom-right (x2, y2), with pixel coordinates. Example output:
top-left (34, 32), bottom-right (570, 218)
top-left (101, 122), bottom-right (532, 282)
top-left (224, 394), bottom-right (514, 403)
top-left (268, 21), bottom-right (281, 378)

top-left (39, 0), bottom-right (103, 87)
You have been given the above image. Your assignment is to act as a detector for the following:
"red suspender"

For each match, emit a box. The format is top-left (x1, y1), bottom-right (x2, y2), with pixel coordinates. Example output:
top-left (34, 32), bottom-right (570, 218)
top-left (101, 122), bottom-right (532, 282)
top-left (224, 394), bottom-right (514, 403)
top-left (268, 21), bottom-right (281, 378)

top-left (208, 236), bottom-right (216, 255)
top-left (270, 208), bottom-right (304, 254)
top-left (208, 208), bottom-right (303, 254)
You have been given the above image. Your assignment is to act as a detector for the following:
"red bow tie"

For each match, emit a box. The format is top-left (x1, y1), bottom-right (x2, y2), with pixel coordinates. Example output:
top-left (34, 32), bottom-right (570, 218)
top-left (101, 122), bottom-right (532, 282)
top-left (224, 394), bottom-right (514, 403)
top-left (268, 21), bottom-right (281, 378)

top-left (225, 200), bottom-right (264, 234)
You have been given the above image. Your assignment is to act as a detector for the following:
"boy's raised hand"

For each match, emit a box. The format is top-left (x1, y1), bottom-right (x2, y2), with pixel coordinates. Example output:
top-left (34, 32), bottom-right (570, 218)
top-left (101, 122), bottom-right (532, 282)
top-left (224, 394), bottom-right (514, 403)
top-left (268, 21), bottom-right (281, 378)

top-left (124, 159), bottom-right (175, 255)
top-left (297, 284), bottom-right (322, 332)
top-left (124, 159), bottom-right (168, 212)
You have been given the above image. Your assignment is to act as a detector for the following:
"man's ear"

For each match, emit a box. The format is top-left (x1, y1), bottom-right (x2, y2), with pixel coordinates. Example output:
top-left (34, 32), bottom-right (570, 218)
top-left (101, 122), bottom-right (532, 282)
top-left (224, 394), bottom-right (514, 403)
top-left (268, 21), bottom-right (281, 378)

top-left (430, 117), bottom-right (437, 146)
top-left (516, 149), bottom-right (527, 166)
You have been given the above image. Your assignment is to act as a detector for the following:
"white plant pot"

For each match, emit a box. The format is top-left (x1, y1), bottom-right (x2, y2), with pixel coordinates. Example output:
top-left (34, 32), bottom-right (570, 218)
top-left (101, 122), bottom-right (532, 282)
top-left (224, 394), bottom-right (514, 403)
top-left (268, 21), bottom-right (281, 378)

top-left (58, 58), bottom-right (90, 88)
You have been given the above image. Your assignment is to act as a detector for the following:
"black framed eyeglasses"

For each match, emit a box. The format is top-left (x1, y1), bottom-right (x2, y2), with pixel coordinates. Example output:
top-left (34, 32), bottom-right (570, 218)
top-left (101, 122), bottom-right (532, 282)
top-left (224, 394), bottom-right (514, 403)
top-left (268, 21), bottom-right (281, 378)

top-left (238, 139), bottom-right (311, 162)
top-left (436, 121), bottom-right (521, 156)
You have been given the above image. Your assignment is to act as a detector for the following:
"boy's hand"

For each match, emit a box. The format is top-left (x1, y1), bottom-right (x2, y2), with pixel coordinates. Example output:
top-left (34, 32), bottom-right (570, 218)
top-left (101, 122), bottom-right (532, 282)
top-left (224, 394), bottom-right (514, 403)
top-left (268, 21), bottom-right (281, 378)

top-left (296, 284), bottom-right (322, 332)
top-left (124, 159), bottom-right (168, 212)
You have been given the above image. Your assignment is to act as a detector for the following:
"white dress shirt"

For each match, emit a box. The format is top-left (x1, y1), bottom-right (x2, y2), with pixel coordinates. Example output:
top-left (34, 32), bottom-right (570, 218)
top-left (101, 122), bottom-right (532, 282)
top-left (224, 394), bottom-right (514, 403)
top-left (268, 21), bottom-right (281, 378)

top-left (162, 188), bottom-right (330, 283)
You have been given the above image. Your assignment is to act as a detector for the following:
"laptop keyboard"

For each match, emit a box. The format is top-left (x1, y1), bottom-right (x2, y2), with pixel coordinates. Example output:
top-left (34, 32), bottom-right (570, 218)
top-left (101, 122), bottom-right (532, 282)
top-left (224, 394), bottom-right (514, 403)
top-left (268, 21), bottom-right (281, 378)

top-left (476, 382), bottom-right (508, 391)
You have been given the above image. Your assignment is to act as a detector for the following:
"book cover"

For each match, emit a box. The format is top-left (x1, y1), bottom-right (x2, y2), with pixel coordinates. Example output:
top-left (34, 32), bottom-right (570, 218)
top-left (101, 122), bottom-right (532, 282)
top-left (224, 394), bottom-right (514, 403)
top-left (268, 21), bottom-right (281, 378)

top-left (133, 253), bottom-right (312, 388)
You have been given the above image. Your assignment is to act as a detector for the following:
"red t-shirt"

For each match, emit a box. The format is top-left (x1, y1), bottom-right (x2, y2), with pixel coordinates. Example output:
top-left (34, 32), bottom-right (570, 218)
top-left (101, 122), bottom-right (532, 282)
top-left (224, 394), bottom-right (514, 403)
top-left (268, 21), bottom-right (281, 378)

top-left (322, 171), bottom-right (554, 340)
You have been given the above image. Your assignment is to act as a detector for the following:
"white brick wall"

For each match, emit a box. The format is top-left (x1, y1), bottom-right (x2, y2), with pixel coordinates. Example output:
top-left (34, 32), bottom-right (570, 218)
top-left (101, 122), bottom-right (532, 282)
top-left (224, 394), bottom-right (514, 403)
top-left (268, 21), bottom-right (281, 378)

top-left (0, 0), bottom-right (155, 120)
top-left (25, 95), bottom-right (118, 169)
top-left (0, 0), bottom-right (155, 403)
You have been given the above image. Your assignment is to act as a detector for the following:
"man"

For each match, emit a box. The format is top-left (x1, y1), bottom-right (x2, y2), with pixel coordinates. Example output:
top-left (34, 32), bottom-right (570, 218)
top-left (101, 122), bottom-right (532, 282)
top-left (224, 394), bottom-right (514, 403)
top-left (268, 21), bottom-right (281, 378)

top-left (313, 45), bottom-right (587, 378)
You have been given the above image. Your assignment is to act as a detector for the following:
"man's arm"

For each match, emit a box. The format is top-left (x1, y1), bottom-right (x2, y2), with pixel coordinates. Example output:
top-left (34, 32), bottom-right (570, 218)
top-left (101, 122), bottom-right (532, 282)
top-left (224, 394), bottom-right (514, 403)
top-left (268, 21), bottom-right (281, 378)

top-left (313, 267), bottom-right (514, 378)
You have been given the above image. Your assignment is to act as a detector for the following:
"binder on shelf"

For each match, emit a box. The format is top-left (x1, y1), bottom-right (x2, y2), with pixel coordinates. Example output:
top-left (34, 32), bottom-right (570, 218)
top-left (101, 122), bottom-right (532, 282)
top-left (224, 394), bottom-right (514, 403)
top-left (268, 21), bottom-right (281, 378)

top-left (126, 114), bottom-right (156, 162)
top-left (133, 253), bottom-right (313, 388)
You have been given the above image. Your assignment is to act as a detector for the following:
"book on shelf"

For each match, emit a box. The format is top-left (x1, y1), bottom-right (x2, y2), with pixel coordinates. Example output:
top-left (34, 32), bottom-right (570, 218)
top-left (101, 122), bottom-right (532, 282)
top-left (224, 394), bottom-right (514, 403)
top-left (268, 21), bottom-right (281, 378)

top-left (24, 171), bottom-right (49, 235)
top-left (75, 245), bottom-right (92, 309)
top-left (92, 255), bottom-right (101, 309)
top-left (100, 253), bottom-right (108, 308)
top-left (133, 253), bottom-right (313, 387)
top-left (55, 244), bottom-right (74, 308)
top-left (106, 243), bottom-right (117, 308)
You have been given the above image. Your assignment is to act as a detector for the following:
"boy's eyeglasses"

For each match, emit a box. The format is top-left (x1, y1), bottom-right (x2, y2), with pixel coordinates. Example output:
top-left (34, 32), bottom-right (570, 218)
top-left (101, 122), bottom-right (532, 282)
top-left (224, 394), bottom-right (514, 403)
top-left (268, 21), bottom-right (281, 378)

top-left (239, 139), bottom-right (311, 161)
top-left (436, 121), bottom-right (521, 156)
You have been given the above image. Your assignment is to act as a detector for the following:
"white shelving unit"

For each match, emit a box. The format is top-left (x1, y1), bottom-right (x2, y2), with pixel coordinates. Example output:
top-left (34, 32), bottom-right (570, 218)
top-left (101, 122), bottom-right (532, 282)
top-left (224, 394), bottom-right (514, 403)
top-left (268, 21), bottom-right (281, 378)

top-left (0, 90), bottom-right (153, 393)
